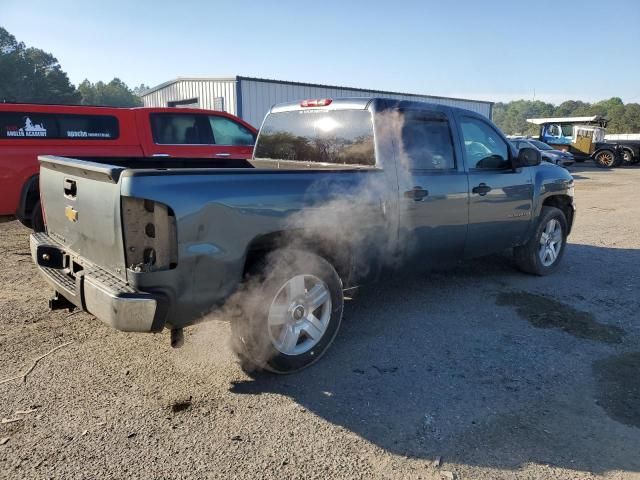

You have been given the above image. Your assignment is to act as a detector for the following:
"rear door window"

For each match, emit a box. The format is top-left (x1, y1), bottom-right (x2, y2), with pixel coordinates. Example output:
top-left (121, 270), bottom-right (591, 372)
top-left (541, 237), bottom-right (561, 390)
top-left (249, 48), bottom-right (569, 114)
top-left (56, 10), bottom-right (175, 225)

top-left (0, 112), bottom-right (118, 139)
top-left (208, 116), bottom-right (255, 145)
top-left (150, 113), bottom-right (213, 144)
top-left (400, 111), bottom-right (456, 170)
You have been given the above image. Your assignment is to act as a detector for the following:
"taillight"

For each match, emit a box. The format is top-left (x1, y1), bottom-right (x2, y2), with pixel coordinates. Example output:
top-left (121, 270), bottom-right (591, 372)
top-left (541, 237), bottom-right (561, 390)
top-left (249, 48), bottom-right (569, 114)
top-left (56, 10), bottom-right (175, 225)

top-left (122, 197), bottom-right (178, 273)
top-left (300, 98), bottom-right (332, 107)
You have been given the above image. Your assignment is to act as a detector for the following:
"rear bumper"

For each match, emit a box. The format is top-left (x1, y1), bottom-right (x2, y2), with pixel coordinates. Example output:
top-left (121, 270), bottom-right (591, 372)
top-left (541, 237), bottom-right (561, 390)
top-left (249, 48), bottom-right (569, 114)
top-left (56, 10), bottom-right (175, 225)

top-left (30, 233), bottom-right (166, 332)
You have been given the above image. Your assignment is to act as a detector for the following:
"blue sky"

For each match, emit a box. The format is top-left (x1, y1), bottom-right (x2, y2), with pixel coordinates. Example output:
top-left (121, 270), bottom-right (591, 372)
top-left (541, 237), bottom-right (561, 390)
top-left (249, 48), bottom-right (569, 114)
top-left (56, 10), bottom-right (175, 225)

top-left (3, 0), bottom-right (639, 104)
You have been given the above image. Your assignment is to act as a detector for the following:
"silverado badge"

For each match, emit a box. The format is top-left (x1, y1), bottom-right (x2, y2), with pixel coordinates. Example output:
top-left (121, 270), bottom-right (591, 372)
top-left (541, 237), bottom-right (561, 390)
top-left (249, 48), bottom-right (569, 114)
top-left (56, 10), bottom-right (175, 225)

top-left (65, 206), bottom-right (78, 222)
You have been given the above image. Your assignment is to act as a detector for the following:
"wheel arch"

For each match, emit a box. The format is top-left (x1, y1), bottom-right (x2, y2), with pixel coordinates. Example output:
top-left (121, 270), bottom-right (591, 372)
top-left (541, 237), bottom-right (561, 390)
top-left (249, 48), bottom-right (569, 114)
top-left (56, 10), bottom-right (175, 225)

top-left (592, 146), bottom-right (616, 157)
top-left (243, 231), bottom-right (355, 288)
top-left (542, 195), bottom-right (574, 234)
top-left (621, 147), bottom-right (635, 160)
top-left (16, 174), bottom-right (40, 224)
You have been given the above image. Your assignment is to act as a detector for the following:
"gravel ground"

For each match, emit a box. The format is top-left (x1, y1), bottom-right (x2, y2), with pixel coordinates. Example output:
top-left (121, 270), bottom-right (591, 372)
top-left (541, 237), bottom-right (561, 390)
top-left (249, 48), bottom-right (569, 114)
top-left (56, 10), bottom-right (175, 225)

top-left (1, 164), bottom-right (639, 480)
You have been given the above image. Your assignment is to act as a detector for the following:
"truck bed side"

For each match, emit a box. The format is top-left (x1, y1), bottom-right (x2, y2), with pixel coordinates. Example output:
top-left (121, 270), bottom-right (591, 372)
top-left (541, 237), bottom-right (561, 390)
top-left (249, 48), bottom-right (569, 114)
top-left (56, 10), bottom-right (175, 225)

top-left (37, 155), bottom-right (393, 329)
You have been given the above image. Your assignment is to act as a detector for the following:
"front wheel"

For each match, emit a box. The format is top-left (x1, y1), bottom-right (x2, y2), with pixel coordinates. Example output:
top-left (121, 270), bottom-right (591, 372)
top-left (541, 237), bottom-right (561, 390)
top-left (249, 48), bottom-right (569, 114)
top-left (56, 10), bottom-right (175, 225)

top-left (514, 206), bottom-right (568, 276)
top-left (232, 249), bottom-right (344, 374)
top-left (594, 150), bottom-right (617, 168)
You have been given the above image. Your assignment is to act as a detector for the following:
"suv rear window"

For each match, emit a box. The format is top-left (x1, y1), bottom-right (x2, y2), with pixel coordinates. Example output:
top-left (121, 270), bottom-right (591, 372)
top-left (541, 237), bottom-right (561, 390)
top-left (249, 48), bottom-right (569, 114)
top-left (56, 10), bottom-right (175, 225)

top-left (0, 112), bottom-right (119, 140)
top-left (254, 110), bottom-right (375, 166)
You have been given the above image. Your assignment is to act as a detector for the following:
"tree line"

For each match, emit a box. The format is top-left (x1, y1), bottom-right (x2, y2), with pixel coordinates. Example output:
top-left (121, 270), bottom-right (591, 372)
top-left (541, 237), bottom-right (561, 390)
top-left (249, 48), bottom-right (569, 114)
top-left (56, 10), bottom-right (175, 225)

top-left (492, 97), bottom-right (640, 136)
top-left (0, 27), bottom-right (148, 107)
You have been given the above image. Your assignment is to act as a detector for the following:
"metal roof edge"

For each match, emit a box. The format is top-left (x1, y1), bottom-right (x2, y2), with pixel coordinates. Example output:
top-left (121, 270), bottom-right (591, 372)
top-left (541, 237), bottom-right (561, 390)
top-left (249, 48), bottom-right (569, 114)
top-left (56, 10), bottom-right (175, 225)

top-left (141, 76), bottom-right (239, 96)
top-left (142, 75), bottom-right (494, 106)
top-left (236, 75), bottom-right (494, 106)
top-left (526, 115), bottom-right (604, 125)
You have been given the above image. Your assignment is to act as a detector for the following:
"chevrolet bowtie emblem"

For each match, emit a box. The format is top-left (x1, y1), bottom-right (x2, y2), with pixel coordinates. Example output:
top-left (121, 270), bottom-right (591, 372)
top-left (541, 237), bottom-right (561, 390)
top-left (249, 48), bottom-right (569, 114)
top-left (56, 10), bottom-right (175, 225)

top-left (65, 206), bottom-right (78, 222)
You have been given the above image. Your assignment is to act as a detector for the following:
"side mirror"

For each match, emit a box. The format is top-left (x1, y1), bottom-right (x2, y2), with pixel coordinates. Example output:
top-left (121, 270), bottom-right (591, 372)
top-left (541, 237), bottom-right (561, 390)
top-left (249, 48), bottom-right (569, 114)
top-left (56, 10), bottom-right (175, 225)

top-left (514, 147), bottom-right (541, 168)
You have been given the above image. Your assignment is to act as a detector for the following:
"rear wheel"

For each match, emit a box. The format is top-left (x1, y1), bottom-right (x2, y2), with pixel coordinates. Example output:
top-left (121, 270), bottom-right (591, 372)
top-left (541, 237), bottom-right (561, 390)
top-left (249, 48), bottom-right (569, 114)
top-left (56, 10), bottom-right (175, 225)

top-left (514, 206), bottom-right (568, 276)
top-left (594, 150), bottom-right (617, 168)
top-left (622, 149), bottom-right (636, 165)
top-left (232, 249), bottom-right (344, 374)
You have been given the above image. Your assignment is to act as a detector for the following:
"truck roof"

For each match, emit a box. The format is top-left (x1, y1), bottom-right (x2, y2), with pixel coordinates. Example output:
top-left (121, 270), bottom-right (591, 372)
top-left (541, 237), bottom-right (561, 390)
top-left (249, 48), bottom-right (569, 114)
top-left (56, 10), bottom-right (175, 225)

top-left (526, 116), bottom-right (606, 125)
top-left (269, 97), bottom-right (474, 116)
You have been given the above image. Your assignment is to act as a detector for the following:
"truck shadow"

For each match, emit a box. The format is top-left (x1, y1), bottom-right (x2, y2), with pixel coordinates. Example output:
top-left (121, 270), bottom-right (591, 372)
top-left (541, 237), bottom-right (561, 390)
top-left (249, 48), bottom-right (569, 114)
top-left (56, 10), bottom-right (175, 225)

top-left (230, 243), bottom-right (640, 474)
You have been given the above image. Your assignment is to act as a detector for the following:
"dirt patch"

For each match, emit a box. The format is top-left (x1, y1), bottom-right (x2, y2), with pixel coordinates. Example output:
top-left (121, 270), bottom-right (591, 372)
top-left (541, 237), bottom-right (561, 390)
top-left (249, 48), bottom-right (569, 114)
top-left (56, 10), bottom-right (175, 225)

top-left (593, 352), bottom-right (640, 428)
top-left (496, 292), bottom-right (625, 344)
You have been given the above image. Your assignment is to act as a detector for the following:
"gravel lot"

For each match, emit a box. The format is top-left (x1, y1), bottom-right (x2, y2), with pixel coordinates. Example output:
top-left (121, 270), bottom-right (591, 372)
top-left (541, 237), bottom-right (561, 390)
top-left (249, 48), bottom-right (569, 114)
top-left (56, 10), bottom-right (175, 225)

top-left (1, 164), bottom-right (639, 480)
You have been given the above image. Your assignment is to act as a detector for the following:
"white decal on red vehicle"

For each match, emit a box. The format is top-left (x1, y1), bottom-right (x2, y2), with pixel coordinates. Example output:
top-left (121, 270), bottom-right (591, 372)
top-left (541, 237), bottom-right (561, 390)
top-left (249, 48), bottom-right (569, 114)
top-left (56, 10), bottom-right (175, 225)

top-left (66, 131), bottom-right (111, 138)
top-left (6, 118), bottom-right (47, 137)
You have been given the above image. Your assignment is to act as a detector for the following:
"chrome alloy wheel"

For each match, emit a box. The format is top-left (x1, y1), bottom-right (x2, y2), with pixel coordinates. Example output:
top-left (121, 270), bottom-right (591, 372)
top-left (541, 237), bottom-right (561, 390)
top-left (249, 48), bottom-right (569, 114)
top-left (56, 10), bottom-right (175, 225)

top-left (538, 218), bottom-right (563, 267)
top-left (267, 274), bottom-right (332, 355)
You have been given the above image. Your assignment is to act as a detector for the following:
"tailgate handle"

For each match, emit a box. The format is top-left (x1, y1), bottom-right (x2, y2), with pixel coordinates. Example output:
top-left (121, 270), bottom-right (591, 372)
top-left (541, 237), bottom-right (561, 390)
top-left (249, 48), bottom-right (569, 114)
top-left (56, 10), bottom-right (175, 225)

top-left (63, 179), bottom-right (77, 198)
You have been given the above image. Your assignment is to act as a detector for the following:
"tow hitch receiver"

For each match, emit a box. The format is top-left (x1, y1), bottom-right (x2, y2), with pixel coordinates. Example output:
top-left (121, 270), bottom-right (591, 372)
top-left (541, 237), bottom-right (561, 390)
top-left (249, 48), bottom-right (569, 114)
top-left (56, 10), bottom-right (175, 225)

top-left (49, 292), bottom-right (76, 312)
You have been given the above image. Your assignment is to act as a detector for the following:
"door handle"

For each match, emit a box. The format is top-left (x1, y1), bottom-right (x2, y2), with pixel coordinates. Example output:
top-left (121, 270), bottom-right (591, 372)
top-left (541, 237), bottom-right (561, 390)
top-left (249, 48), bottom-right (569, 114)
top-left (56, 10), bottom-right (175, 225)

top-left (215, 152), bottom-right (231, 157)
top-left (404, 186), bottom-right (429, 201)
top-left (472, 183), bottom-right (492, 196)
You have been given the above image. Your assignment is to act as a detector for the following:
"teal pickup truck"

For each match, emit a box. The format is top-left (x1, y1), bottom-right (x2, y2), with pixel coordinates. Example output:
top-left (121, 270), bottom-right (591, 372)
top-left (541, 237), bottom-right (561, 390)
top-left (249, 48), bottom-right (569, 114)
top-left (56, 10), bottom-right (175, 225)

top-left (31, 97), bottom-right (575, 373)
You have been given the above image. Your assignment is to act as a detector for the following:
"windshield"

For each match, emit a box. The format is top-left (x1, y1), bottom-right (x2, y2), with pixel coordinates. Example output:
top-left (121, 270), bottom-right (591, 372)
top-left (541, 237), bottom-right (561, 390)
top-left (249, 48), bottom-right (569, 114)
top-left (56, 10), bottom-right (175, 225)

top-left (254, 109), bottom-right (375, 166)
top-left (528, 139), bottom-right (553, 150)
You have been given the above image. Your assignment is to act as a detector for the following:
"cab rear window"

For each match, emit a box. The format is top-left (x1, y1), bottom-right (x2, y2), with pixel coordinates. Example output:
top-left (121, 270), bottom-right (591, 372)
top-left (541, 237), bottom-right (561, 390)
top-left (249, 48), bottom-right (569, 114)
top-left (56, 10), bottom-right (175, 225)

top-left (254, 110), bottom-right (375, 166)
top-left (0, 112), bottom-right (119, 140)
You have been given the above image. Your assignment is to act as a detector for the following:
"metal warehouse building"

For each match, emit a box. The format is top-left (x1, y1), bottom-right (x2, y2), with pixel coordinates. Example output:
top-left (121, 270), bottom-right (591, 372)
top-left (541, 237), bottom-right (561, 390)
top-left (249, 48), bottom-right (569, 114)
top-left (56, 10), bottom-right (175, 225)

top-left (141, 76), bottom-right (493, 128)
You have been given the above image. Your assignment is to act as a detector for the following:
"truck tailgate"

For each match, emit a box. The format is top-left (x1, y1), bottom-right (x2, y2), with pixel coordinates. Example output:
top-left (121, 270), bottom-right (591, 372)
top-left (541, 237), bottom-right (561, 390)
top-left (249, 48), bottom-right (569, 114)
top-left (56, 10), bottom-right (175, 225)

top-left (38, 155), bottom-right (127, 280)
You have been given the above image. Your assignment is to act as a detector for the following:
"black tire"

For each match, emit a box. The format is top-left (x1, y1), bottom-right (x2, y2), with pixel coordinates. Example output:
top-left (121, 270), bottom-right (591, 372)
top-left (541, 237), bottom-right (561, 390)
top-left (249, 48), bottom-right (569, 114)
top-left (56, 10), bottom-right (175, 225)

top-left (30, 201), bottom-right (45, 232)
top-left (594, 149), bottom-right (617, 168)
top-left (622, 149), bottom-right (635, 165)
top-left (514, 206), bottom-right (568, 276)
top-left (231, 249), bottom-right (344, 374)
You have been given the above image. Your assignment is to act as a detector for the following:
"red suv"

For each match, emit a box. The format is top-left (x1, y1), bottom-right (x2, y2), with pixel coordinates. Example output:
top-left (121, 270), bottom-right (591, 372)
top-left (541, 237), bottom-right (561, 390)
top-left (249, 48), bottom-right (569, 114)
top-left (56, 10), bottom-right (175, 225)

top-left (0, 104), bottom-right (258, 230)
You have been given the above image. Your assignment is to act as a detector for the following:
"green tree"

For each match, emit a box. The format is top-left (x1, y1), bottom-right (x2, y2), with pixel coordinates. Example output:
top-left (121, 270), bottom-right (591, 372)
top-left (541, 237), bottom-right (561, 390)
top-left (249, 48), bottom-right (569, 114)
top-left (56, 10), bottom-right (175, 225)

top-left (493, 97), bottom-right (640, 135)
top-left (0, 27), bottom-right (80, 104)
top-left (77, 78), bottom-right (143, 107)
top-left (133, 84), bottom-right (150, 97)
top-left (554, 100), bottom-right (590, 117)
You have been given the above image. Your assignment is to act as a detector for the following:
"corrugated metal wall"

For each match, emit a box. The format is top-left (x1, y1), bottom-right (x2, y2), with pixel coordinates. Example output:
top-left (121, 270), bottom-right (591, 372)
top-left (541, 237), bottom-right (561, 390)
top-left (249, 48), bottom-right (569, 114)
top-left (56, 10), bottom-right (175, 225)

top-left (142, 77), bottom-right (493, 128)
top-left (141, 78), bottom-right (237, 115)
top-left (239, 78), bottom-right (492, 127)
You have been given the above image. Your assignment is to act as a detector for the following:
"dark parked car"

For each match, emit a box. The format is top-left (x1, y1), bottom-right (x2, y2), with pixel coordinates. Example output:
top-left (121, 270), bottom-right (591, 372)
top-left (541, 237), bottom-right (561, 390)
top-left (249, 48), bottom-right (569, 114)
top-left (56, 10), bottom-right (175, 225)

top-left (510, 138), bottom-right (575, 168)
